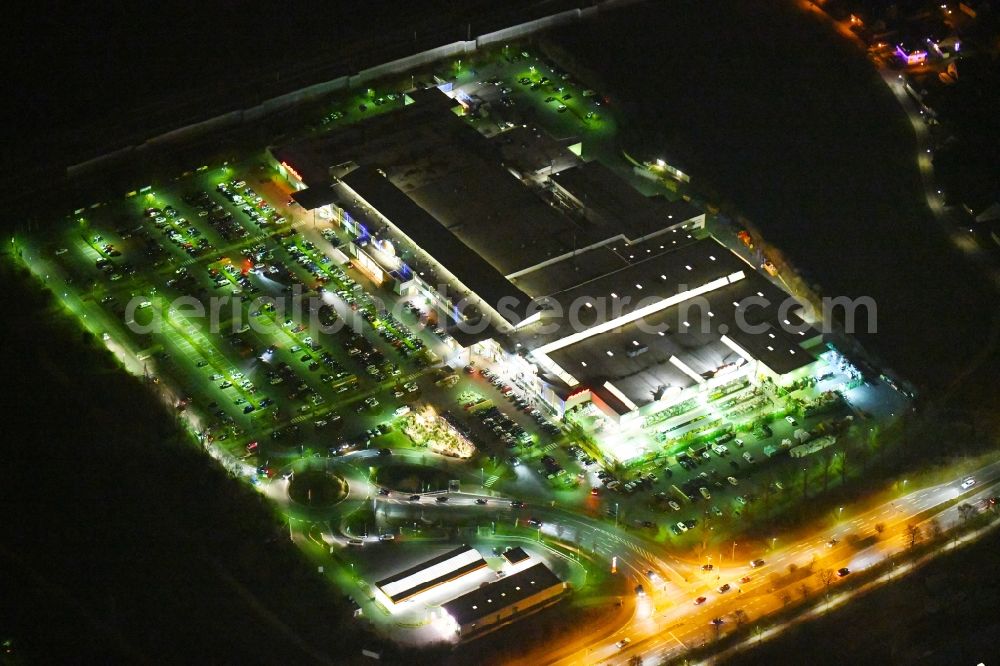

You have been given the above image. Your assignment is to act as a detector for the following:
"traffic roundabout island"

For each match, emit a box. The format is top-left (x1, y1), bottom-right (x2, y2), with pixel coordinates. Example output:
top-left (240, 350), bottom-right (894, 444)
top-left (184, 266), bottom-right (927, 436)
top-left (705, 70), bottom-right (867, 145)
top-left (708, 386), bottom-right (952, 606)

top-left (373, 463), bottom-right (452, 494)
top-left (287, 469), bottom-right (348, 507)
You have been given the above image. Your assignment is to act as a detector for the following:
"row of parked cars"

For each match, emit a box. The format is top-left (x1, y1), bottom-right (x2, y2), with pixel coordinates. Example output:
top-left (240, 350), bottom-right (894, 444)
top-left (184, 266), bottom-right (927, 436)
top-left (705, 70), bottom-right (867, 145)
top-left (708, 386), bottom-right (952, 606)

top-left (184, 189), bottom-right (252, 243)
top-left (365, 308), bottom-right (425, 360)
top-left (480, 368), bottom-right (560, 436)
top-left (285, 238), bottom-right (334, 280)
top-left (218, 180), bottom-right (285, 229)
top-left (475, 406), bottom-right (529, 449)
top-left (146, 205), bottom-right (213, 258)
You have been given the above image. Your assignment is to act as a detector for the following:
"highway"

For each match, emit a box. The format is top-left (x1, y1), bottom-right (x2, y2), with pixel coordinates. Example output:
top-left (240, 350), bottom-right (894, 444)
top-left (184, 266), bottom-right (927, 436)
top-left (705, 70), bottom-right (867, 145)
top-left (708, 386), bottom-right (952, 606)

top-left (549, 461), bottom-right (1000, 665)
top-left (262, 437), bottom-right (1000, 662)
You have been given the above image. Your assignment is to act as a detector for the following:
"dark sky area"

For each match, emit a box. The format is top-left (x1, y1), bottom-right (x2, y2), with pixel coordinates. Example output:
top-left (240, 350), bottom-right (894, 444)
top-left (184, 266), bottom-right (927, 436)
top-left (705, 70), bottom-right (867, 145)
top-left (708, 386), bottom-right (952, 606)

top-left (5, 0), bottom-right (564, 177)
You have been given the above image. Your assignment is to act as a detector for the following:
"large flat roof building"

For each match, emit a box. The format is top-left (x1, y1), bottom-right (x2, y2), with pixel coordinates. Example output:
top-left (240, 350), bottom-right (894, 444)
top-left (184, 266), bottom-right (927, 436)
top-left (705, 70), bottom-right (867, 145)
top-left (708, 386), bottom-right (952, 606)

top-left (269, 86), bottom-right (827, 448)
top-left (374, 545), bottom-right (487, 606)
top-left (440, 563), bottom-right (566, 639)
top-left (550, 160), bottom-right (704, 243)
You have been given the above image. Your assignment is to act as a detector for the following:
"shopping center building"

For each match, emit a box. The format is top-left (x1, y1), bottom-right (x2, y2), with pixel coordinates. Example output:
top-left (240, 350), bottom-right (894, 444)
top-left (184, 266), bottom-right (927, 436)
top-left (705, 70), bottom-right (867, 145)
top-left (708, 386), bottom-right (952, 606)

top-left (269, 86), bottom-right (826, 450)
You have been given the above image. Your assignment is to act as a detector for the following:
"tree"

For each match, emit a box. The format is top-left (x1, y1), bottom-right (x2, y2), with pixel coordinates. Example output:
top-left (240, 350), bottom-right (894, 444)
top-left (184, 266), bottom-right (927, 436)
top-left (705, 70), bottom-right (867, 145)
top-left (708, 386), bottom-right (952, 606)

top-left (797, 582), bottom-right (811, 600)
top-left (837, 449), bottom-right (848, 486)
top-left (926, 518), bottom-right (944, 541)
top-left (732, 609), bottom-right (749, 628)
top-left (868, 425), bottom-right (881, 462)
top-left (818, 568), bottom-right (835, 596)
top-left (958, 503), bottom-right (977, 526)
top-left (874, 522), bottom-right (885, 537)
top-left (760, 476), bottom-right (774, 514)
top-left (821, 449), bottom-right (835, 493)
top-left (905, 523), bottom-right (921, 549)
top-left (776, 589), bottom-right (792, 607)
top-left (855, 440), bottom-right (869, 474)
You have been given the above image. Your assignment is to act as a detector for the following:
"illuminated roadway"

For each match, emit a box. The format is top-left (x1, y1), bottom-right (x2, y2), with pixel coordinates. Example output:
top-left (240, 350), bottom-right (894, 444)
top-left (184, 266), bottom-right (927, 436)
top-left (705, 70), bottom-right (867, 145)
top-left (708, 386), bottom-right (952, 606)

top-left (545, 460), bottom-right (1000, 665)
top-left (267, 441), bottom-right (1000, 662)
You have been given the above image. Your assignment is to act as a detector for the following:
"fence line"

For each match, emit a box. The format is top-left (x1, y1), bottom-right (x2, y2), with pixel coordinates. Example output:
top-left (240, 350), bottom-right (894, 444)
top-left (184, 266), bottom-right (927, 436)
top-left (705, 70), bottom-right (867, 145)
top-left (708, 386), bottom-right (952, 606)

top-left (66, 0), bottom-right (639, 179)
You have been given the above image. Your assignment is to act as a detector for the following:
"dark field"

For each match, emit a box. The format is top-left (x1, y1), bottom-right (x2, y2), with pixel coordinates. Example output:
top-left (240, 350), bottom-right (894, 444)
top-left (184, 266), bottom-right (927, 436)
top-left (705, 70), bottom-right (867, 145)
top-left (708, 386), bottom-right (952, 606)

top-left (552, 0), bottom-right (999, 403)
top-left (724, 525), bottom-right (1000, 665)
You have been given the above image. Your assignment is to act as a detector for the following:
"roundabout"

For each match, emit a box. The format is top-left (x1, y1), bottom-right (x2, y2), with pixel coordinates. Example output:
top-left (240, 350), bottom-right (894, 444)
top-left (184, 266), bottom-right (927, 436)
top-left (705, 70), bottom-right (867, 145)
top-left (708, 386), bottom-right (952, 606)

top-left (287, 469), bottom-right (348, 508)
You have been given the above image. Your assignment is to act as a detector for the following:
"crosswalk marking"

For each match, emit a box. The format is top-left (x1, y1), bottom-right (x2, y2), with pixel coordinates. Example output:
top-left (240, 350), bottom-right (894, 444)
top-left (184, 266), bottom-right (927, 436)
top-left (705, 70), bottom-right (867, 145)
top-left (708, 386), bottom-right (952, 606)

top-left (541, 442), bottom-right (558, 453)
top-left (483, 475), bottom-right (500, 488)
top-left (627, 542), bottom-right (659, 561)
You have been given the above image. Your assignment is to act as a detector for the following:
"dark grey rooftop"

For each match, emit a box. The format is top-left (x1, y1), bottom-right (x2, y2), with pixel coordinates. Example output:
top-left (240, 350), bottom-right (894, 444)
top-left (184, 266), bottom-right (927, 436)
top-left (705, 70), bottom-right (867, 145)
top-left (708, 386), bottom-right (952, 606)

top-left (502, 546), bottom-right (530, 565)
top-left (442, 563), bottom-right (562, 627)
top-left (402, 152), bottom-right (581, 276)
top-left (290, 184), bottom-right (339, 210)
top-left (523, 239), bottom-right (820, 407)
top-left (340, 165), bottom-right (533, 324)
top-left (517, 237), bottom-right (749, 345)
top-left (551, 161), bottom-right (703, 241)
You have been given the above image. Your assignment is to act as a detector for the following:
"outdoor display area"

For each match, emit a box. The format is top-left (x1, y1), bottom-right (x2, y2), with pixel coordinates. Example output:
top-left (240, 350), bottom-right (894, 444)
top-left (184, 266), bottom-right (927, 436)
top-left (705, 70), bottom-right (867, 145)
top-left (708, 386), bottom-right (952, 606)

top-left (400, 408), bottom-right (476, 458)
top-left (566, 353), bottom-right (865, 473)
